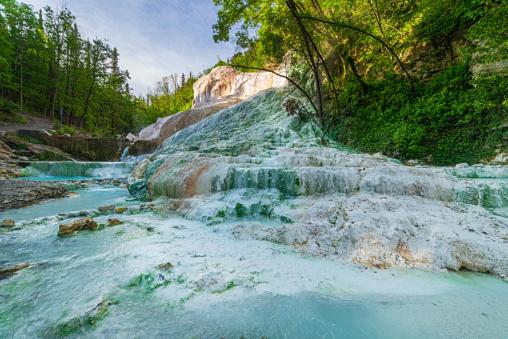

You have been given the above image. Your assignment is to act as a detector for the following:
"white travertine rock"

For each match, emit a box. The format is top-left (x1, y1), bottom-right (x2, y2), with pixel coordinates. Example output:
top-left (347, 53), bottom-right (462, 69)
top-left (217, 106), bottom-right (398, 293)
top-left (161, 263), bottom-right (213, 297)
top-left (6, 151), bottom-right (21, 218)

top-left (130, 90), bottom-right (508, 279)
top-left (137, 116), bottom-right (172, 141)
top-left (192, 66), bottom-right (288, 108)
top-left (130, 66), bottom-right (287, 150)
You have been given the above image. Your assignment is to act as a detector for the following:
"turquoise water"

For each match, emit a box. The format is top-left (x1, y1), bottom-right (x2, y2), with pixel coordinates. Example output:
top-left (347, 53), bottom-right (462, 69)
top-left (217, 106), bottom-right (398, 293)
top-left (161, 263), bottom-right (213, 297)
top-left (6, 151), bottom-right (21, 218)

top-left (1, 192), bottom-right (508, 338)
top-left (17, 176), bottom-right (102, 181)
top-left (1, 161), bottom-right (508, 338)
top-left (0, 186), bottom-right (130, 222)
top-left (20, 161), bottom-right (134, 178)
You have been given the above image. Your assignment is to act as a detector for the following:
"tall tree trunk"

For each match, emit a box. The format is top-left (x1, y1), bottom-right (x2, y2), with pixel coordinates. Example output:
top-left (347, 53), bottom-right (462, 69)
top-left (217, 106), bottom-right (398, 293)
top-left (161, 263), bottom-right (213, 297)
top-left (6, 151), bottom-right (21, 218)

top-left (19, 61), bottom-right (23, 112)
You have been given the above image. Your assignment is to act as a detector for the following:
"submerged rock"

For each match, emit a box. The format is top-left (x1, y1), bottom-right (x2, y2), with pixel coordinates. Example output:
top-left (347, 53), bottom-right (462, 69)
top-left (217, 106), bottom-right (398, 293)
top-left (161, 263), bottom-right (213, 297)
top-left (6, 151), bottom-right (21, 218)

top-left (0, 262), bottom-right (30, 279)
top-left (98, 205), bottom-right (115, 212)
top-left (1, 219), bottom-right (15, 228)
top-left (107, 218), bottom-right (123, 226)
top-left (114, 207), bottom-right (127, 214)
top-left (58, 218), bottom-right (98, 237)
top-left (157, 262), bottom-right (174, 271)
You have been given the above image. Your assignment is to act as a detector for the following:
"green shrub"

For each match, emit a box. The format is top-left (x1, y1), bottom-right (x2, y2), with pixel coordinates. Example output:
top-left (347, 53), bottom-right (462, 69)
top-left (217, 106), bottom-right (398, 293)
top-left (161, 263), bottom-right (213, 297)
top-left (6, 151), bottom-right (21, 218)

top-left (0, 98), bottom-right (25, 123)
top-left (333, 62), bottom-right (508, 165)
top-left (53, 123), bottom-right (78, 136)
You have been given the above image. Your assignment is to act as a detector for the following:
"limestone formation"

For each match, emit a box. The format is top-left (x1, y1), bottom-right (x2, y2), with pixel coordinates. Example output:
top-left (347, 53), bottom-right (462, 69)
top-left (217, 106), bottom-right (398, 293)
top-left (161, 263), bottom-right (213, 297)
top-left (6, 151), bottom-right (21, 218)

top-left (128, 66), bottom-right (288, 154)
top-left (129, 89), bottom-right (508, 279)
top-left (192, 66), bottom-right (287, 108)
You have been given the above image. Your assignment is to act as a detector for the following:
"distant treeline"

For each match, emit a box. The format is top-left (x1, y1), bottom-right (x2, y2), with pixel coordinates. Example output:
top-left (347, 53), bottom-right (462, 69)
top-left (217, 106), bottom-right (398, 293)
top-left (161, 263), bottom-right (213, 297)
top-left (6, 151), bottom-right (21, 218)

top-left (140, 72), bottom-right (198, 128)
top-left (0, 0), bottom-right (197, 135)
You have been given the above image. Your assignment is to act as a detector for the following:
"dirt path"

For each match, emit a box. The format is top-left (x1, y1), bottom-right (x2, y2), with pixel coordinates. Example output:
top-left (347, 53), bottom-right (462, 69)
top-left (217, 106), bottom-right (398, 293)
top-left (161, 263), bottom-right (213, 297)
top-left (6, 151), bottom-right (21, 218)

top-left (0, 113), bottom-right (54, 133)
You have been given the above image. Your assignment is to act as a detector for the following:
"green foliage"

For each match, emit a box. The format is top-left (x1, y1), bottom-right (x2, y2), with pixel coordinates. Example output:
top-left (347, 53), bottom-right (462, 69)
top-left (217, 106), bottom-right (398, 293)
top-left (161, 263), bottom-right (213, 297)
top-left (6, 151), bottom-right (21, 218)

top-left (0, 97), bottom-right (23, 122)
top-left (334, 63), bottom-right (508, 164)
top-left (137, 74), bottom-right (197, 127)
top-left (214, 0), bottom-right (508, 164)
top-left (53, 122), bottom-right (77, 136)
top-left (0, 0), bottom-right (140, 136)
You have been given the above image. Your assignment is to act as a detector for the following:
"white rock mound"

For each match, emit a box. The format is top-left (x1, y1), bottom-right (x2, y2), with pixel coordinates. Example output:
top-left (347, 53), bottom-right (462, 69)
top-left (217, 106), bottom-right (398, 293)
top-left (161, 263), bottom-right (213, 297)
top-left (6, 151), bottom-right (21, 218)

top-left (129, 67), bottom-right (287, 153)
top-left (192, 66), bottom-right (288, 108)
top-left (130, 90), bottom-right (508, 279)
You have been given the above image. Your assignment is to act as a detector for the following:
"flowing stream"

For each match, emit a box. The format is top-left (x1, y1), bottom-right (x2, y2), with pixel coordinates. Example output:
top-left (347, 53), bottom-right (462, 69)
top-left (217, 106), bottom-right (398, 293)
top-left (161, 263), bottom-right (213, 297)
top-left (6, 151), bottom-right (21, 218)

top-left (1, 162), bottom-right (508, 338)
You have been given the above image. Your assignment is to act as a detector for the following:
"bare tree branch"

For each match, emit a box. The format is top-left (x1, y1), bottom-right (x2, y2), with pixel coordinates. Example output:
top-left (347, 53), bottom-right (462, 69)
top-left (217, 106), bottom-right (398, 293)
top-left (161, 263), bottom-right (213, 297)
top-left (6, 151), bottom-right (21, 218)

top-left (298, 14), bottom-right (415, 90)
top-left (227, 63), bottom-right (320, 116)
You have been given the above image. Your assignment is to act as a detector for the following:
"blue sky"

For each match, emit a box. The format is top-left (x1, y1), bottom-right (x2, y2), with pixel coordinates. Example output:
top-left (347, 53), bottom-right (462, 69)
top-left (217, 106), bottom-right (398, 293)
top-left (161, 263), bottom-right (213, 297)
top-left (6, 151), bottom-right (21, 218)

top-left (24, 0), bottom-right (236, 95)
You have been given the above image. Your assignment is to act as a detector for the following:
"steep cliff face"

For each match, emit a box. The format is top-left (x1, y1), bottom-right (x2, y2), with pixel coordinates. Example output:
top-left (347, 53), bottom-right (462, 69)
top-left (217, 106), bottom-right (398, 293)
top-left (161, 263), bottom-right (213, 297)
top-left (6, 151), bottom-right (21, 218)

top-left (129, 67), bottom-right (288, 155)
top-left (129, 89), bottom-right (508, 279)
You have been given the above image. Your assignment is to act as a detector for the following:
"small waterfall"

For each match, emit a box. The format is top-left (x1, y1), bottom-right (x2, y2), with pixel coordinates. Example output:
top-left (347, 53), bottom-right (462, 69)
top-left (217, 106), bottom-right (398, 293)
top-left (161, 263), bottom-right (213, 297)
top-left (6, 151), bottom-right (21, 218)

top-left (120, 147), bottom-right (130, 162)
top-left (455, 181), bottom-right (508, 209)
top-left (447, 166), bottom-right (508, 179)
top-left (22, 161), bottom-right (134, 178)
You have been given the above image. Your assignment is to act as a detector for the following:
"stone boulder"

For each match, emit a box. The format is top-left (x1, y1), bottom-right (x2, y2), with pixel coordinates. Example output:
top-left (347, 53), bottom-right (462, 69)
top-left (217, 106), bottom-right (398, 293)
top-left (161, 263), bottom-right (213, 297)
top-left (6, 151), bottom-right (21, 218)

top-left (0, 263), bottom-right (30, 279)
top-left (107, 218), bottom-right (123, 226)
top-left (58, 218), bottom-right (98, 237)
top-left (1, 219), bottom-right (15, 228)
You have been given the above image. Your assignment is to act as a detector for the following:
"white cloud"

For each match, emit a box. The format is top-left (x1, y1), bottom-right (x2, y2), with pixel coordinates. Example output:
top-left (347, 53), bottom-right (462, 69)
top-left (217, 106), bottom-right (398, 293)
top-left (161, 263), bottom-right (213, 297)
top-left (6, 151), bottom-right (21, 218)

top-left (24, 0), bottom-right (236, 94)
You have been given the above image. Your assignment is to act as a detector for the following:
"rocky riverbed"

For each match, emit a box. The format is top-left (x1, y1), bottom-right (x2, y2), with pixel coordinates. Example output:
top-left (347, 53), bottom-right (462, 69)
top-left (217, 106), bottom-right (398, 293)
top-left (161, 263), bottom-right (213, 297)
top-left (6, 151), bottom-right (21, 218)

top-left (1, 187), bottom-right (508, 337)
top-left (0, 180), bottom-right (68, 211)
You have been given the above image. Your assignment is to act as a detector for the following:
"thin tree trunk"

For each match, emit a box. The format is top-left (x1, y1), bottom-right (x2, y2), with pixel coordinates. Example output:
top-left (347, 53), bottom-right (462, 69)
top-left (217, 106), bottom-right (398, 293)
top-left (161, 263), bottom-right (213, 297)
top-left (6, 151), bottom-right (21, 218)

top-left (19, 61), bottom-right (23, 112)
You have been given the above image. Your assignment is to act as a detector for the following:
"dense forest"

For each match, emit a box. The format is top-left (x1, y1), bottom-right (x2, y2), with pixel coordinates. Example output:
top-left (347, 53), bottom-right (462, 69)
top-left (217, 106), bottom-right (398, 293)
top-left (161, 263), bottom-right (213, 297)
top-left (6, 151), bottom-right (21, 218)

top-left (0, 0), bottom-right (195, 135)
top-left (214, 0), bottom-right (508, 164)
top-left (1, 0), bottom-right (507, 164)
top-left (138, 72), bottom-right (197, 128)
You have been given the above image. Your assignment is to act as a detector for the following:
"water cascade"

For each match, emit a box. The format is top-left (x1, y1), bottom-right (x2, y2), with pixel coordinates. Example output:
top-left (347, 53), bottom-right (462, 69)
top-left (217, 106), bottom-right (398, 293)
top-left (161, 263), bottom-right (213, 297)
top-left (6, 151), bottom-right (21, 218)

top-left (20, 161), bottom-right (134, 178)
top-left (120, 147), bottom-right (130, 162)
top-left (2, 89), bottom-right (508, 338)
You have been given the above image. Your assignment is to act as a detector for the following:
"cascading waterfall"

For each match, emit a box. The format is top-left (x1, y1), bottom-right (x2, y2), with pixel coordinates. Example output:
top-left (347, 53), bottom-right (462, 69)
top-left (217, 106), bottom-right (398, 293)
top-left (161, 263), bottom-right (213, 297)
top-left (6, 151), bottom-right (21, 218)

top-left (21, 161), bottom-right (134, 178)
top-left (120, 147), bottom-right (130, 162)
top-left (447, 166), bottom-right (508, 179)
